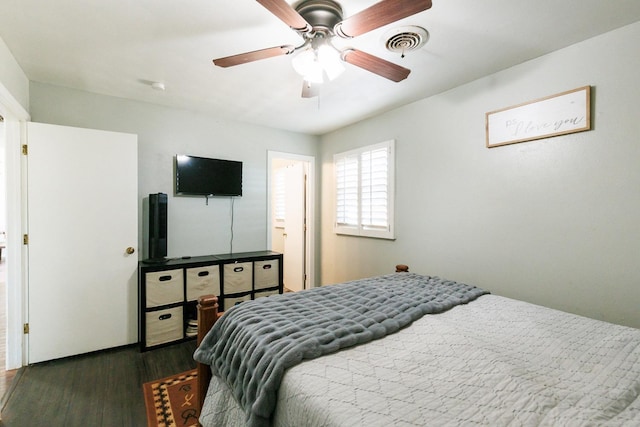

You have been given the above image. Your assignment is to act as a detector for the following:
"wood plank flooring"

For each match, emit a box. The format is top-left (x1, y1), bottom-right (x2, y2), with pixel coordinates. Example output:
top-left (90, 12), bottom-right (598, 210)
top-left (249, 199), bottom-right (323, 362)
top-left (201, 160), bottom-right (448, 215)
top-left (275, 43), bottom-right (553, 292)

top-left (1, 340), bottom-right (197, 426)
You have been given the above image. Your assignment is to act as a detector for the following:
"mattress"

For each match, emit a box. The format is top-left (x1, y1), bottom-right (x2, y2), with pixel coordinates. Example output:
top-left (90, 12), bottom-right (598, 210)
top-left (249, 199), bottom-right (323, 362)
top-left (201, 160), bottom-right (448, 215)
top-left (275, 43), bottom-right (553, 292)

top-left (200, 294), bottom-right (640, 426)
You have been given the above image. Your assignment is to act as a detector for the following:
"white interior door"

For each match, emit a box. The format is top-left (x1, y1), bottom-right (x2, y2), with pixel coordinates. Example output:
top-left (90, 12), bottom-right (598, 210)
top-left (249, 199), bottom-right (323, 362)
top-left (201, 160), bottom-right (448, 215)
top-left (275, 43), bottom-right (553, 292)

top-left (27, 122), bottom-right (138, 363)
top-left (283, 163), bottom-right (305, 291)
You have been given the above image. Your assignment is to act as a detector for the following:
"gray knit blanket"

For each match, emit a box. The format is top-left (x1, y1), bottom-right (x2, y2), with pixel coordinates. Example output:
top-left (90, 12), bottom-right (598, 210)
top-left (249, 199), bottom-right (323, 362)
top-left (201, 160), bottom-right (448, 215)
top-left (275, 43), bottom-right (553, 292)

top-left (193, 273), bottom-right (488, 426)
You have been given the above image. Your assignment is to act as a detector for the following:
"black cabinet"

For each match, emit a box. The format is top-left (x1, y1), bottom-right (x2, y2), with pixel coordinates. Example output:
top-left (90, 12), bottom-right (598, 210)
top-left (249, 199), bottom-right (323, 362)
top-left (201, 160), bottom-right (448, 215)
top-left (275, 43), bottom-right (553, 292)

top-left (139, 251), bottom-right (283, 351)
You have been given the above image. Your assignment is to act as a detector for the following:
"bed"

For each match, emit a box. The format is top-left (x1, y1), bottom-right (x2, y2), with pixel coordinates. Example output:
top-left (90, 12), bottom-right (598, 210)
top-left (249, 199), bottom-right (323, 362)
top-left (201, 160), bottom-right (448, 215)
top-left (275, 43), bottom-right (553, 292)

top-left (193, 267), bottom-right (640, 426)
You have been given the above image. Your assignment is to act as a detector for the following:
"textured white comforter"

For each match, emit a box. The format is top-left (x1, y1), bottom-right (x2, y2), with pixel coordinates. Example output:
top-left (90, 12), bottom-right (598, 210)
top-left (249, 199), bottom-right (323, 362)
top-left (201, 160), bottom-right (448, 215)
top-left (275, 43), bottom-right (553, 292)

top-left (200, 295), bottom-right (640, 426)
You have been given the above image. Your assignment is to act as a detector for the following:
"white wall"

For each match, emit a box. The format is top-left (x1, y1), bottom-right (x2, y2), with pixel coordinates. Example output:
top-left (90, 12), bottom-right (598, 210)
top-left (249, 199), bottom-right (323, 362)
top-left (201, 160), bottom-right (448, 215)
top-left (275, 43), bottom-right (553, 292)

top-left (0, 119), bottom-right (5, 236)
top-left (28, 82), bottom-right (319, 259)
top-left (0, 36), bottom-right (29, 113)
top-left (320, 22), bottom-right (640, 329)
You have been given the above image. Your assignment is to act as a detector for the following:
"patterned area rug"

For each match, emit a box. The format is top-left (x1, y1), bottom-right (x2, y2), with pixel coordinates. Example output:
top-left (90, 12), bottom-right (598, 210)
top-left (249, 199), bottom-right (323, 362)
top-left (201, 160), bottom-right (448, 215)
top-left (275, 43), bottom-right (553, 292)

top-left (143, 369), bottom-right (199, 427)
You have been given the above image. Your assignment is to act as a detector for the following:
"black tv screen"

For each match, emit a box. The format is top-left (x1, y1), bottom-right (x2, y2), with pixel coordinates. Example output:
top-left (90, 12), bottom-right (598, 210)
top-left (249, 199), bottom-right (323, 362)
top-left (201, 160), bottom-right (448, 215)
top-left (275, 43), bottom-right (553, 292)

top-left (175, 155), bottom-right (243, 196)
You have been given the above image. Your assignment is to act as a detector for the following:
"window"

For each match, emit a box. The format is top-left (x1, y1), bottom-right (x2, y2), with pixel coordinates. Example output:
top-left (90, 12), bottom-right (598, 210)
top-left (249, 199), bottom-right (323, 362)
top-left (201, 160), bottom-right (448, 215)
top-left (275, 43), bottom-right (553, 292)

top-left (273, 167), bottom-right (286, 227)
top-left (334, 140), bottom-right (395, 239)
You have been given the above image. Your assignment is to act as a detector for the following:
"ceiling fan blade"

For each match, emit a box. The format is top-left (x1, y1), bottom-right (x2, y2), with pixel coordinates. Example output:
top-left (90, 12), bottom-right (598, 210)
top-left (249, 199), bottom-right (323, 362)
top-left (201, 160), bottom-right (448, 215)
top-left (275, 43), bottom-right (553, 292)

top-left (213, 45), bottom-right (295, 68)
top-left (342, 49), bottom-right (410, 82)
top-left (335, 0), bottom-right (432, 38)
top-left (301, 80), bottom-right (320, 98)
top-left (256, 0), bottom-right (312, 32)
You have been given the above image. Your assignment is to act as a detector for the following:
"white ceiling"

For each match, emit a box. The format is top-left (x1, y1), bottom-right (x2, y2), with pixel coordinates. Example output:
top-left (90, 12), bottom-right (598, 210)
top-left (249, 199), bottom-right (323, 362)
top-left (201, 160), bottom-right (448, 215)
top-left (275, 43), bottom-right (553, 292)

top-left (1, 0), bottom-right (640, 135)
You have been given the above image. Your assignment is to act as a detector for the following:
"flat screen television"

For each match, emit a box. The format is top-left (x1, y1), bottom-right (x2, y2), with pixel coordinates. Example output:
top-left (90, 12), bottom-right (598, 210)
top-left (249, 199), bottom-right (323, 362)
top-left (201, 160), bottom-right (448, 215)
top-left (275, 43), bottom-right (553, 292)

top-left (175, 154), bottom-right (243, 197)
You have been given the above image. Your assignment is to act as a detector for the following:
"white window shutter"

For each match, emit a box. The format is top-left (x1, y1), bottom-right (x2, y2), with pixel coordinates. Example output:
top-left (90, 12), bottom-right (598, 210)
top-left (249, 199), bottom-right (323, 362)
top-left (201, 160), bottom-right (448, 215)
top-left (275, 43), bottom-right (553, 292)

top-left (334, 140), bottom-right (395, 239)
top-left (361, 146), bottom-right (389, 230)
top-left (335, 155), bottom-right (359, 226)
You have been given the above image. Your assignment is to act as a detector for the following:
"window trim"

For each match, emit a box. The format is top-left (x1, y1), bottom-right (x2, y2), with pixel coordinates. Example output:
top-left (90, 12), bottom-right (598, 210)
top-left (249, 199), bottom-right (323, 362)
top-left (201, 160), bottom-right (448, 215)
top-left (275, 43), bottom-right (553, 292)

top-left (333, 139), bottom-right (395, 240)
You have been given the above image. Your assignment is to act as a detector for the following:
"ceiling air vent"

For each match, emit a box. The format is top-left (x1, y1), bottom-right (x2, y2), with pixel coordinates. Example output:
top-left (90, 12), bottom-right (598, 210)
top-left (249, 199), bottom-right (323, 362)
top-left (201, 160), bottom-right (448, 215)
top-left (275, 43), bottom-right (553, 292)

top-left (384, 26), bottom-right (429, 57)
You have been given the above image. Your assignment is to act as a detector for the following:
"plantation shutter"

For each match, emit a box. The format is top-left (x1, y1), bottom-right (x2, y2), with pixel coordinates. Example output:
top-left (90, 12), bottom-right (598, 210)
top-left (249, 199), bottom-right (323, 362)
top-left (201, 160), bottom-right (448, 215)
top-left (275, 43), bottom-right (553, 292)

top-left (335, 154), bottom-right (359, 226)
top-left (361, 146), bottom-right (388, 230)
top-left (334, 140), bottom-right (395, 239)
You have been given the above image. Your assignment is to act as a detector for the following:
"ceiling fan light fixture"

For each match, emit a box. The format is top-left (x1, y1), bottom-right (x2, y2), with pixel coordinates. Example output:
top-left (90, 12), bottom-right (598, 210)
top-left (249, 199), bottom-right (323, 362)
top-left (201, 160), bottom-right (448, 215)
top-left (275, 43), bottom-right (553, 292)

top-left (292, 43), bottom-right (345, 84)
top-left (292, 48), bottom-right (324, 84)
top-left (318, 44), bottom-right (345, 80)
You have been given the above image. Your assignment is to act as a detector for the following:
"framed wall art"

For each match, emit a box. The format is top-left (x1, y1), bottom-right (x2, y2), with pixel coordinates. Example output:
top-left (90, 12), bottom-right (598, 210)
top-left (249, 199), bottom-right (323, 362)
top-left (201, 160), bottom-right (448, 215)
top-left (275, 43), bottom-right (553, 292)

top-left (486, 86), bottom-right (591, 148)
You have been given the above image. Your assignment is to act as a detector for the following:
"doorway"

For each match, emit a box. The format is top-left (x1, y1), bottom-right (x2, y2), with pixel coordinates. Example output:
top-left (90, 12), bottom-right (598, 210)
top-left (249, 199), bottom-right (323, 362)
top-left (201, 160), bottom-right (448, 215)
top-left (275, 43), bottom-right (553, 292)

top-left (0, 84), bottom-right (30, 372)
top-left (267, 152), bottom-right (315, 291)
top-left (0, 113), bottom-right (18, 400)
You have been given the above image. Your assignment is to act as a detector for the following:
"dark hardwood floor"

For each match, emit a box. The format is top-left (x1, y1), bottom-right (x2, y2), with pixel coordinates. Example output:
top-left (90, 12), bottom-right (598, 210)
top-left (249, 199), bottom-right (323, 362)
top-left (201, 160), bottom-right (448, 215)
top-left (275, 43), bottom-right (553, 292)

top-left (0, 340), bottom-right (197, 426)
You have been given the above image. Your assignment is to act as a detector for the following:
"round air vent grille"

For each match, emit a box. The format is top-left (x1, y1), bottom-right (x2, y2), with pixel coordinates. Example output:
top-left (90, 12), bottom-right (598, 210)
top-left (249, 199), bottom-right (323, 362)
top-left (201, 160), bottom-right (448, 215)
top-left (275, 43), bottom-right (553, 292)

top-left (384, 26), bottom-right (429, 55)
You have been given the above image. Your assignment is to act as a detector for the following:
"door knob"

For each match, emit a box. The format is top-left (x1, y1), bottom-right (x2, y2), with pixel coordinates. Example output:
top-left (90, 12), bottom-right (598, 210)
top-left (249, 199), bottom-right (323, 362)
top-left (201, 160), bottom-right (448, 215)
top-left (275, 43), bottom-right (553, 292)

top-left (126, 247), bottom-right (135, 255)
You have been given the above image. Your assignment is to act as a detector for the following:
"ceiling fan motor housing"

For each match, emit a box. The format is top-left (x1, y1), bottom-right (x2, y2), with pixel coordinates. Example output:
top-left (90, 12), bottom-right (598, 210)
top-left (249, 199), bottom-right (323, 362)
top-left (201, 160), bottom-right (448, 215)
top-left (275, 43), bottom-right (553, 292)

top-left (295, 0), bottom-right (343, 34)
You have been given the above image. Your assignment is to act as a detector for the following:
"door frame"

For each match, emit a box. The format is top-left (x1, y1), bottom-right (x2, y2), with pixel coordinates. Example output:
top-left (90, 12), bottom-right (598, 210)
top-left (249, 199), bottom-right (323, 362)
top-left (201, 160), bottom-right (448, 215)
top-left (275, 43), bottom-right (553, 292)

top-left (267, 151), bottom-right (315, 289)
top-left (0, 81), bottom-right (30, 369)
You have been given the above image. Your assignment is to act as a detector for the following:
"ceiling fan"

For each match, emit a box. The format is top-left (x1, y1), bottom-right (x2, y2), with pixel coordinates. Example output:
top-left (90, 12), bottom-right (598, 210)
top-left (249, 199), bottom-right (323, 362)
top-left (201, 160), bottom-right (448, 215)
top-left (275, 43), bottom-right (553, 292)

top-left (213, 0), bottom-right (433, 97)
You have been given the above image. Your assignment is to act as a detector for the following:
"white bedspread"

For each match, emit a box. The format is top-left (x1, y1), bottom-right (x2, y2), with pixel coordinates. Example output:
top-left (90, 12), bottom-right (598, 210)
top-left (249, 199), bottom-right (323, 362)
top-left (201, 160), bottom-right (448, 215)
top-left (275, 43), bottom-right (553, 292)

top-left (200, 295), bottom-right (640, 426)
